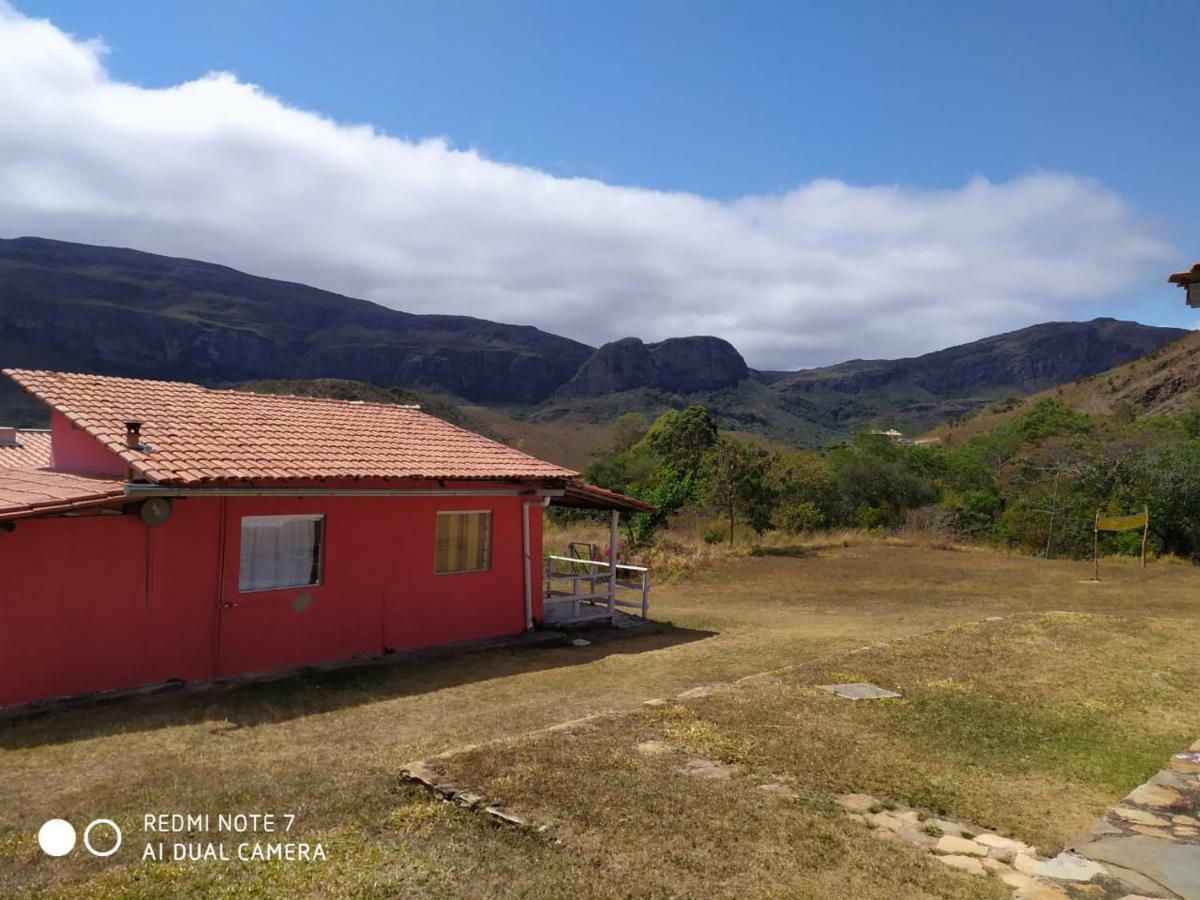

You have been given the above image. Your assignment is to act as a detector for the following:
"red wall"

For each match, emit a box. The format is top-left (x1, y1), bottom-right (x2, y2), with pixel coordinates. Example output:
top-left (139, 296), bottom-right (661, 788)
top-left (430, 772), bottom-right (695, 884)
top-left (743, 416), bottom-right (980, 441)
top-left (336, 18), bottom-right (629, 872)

top-left (0, 500), bottom-right (219, 707)
top-left (0, 489), bottom-right (546, 707)
top-left (50, 411), bottom-right (128, 477)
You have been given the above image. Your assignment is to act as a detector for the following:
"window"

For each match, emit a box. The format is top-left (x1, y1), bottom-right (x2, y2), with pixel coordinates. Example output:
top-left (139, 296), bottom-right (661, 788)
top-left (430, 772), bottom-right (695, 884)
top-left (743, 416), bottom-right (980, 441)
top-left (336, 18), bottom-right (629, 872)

top-left (239, 514), bottom-right (324, 593)
top-left (436, 511), bottom-right (492, 574)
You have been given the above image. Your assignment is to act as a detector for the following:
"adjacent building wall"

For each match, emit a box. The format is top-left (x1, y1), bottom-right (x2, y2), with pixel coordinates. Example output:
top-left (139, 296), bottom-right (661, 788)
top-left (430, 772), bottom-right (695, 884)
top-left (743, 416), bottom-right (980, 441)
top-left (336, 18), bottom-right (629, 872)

top-left (0, 500), bottom-right (219, 707)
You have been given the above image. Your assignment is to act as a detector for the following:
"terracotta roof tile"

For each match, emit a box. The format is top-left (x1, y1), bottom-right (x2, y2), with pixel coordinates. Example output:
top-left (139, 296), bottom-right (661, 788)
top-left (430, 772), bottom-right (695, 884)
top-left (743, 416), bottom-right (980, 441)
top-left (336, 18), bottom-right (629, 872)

top-left (0, 430), bottom-right (52, 469)
top-left (0, 468), bottom-right (127, 520)
top-left (3, 370), bottom-right (577, 486)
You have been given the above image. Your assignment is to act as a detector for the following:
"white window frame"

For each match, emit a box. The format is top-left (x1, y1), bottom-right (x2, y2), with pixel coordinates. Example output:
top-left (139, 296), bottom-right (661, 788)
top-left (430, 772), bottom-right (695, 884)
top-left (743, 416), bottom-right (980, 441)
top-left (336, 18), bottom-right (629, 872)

top-left (435, 510), bottom-right (493, 575)
top-left (238, 513), bottom-right (326, 594)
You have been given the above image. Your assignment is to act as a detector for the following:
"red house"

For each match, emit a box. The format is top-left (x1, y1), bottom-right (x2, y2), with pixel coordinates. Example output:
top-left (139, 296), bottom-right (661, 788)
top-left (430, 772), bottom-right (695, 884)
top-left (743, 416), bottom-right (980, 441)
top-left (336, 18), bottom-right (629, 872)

top-left (0, 370), bottom-right (652, 710)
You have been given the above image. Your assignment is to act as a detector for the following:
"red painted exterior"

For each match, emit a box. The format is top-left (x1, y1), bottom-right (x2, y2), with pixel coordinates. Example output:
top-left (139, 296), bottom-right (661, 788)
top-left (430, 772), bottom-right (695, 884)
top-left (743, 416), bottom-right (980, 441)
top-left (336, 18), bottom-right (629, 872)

top-left (49, 411), bottom-right (128, 477)
top-left (0, 471), bottom-right (547, 708)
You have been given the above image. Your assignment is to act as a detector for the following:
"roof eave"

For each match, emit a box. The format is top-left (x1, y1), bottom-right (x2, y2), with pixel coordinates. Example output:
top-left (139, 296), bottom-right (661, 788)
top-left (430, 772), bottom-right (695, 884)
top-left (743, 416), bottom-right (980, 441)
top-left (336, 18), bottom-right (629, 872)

top-left (0, 492), bottom-right (129, 522)
top-left (554, 481), bottom-right (659, 513)
top-left (1168, 264), bottom-right (1200, 286)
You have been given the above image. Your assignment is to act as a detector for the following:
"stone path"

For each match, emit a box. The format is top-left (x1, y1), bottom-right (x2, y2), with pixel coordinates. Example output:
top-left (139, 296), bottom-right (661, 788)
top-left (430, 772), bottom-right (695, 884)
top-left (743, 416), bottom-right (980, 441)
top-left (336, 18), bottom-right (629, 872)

top-left (836, 735), bottom-right (1200, 900)
top-left (833, 791), bottom-right (1060, 896)
top-left (1062, 740), bottom-right (1200, 899)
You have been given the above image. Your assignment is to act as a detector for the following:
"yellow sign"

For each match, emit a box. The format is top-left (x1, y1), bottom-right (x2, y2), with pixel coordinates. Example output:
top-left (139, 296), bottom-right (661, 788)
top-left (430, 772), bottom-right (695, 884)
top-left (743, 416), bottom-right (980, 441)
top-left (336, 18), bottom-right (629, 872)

top-left (1096, 512), bottom-right (1148, 532)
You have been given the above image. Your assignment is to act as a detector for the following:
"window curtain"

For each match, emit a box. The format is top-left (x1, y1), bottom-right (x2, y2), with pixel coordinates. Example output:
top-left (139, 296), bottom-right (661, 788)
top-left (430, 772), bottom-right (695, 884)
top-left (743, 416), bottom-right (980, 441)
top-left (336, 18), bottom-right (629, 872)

top-left (436, 512), bottom-right (491, 573)
top-left (239, 515), bottom-right (323, 592)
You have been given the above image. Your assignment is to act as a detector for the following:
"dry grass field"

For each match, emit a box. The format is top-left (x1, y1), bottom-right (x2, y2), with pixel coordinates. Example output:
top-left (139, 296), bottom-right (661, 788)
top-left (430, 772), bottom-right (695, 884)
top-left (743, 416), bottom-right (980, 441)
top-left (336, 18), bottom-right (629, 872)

top-left (3, 535), bottom-right (1199, 898)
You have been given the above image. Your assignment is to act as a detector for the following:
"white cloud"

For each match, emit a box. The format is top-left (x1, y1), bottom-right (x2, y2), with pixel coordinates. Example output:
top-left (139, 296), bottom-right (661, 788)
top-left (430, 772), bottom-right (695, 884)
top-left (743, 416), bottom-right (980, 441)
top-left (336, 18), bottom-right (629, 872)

top-left (0, 3), bottom-right (1173, 370)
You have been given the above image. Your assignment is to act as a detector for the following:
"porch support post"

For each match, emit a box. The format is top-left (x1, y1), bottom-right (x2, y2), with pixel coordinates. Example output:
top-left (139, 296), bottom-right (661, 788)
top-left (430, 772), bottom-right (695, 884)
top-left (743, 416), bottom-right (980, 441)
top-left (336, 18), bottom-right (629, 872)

top-left (608, 509), bottom-right (619, 620)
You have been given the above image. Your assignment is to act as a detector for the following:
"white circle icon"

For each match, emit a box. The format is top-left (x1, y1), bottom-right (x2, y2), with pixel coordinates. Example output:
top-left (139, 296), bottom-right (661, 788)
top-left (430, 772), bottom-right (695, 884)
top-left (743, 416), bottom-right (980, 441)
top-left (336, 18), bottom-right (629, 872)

top-left (38, 819), bottom-right (76, 857)
top-left (83, 819), bottom-right (122, 857)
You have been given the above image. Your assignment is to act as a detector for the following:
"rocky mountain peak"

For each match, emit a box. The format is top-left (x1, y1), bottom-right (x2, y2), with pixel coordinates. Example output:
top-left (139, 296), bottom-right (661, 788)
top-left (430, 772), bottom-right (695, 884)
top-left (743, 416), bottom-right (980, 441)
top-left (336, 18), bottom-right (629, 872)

top-left (557, 335), bottom-right (750, 398)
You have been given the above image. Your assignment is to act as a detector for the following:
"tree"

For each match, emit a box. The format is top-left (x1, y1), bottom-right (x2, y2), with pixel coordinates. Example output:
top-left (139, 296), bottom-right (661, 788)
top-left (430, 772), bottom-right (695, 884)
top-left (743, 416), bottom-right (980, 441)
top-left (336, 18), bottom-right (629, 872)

top-left (629, 469), bottom-right (702, 548)
top-left (609, 412), bottom-right (648, 454)
top-left (828, 434), bottom-right (937, 529)
top-left (640, 405), bottom-right (719, 473)
top-left (774, 449), bottom-right (838, 532)
top-left (705, 438), bottom-right (778, 544)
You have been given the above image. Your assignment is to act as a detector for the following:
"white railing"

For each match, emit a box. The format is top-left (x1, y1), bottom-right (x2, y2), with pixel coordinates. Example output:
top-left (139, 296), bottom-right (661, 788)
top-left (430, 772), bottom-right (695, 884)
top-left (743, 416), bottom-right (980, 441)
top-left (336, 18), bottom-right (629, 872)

top-left (542, 554), bottom-right (650, 622)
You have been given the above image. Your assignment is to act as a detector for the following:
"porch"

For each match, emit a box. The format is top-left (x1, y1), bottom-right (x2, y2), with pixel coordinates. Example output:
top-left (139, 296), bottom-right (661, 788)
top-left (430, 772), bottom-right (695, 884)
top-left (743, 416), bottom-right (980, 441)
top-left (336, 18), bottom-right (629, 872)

top-left (542, 553), bottom-right (650, 625)
top-left (541, 482), bottom-right (656, 626)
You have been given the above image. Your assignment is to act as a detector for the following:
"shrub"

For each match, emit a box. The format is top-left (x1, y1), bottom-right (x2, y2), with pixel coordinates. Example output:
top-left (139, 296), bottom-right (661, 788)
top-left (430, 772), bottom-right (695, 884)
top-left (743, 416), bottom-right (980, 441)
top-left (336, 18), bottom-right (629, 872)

top-left (778, 500), bottom-right (825, 533)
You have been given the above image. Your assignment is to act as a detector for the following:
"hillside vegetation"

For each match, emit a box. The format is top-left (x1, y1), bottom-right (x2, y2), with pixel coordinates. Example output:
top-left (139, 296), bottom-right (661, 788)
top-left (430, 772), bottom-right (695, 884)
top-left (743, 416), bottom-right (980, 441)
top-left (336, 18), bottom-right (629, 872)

top-left (579, 397), bottom-right (1200, 562)
top-left (934, 330), bottom-right (1200, 445)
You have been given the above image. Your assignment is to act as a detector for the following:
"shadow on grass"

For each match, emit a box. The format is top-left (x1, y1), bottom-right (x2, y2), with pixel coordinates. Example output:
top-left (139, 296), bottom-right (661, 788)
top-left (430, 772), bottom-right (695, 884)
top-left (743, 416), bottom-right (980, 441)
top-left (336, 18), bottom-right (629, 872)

top-left (0, 620), bottom-right (714, 750)
top-left (746, 544), bottom-right (818, 559)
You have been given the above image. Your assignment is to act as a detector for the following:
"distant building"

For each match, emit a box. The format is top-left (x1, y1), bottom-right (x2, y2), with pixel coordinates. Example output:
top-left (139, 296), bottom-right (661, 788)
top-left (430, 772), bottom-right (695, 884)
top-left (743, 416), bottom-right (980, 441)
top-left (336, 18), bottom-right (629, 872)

top-left (1168, 263), bottom-right (1200, 307)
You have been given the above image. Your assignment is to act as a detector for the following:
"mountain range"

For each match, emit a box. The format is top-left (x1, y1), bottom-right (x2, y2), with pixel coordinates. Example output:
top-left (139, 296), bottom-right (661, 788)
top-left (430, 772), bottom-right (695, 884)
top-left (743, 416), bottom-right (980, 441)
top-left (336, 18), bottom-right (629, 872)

top-left (0, 236), bottom-right (1190, 449)
top-left (930, 328), bottom-right (1200, 445)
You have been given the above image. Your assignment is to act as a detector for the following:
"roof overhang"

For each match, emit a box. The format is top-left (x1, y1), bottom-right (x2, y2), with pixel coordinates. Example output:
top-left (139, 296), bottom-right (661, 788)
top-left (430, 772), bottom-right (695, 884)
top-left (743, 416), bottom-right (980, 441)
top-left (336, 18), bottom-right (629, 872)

top-left (123, 484), bottom-right (564, 499)
top-left (0, 469), bottom-right (129, 522)
top-left (552, 481), bottom-right (658, 513)
top-left (1168, 264), bottom-right (1200, 286)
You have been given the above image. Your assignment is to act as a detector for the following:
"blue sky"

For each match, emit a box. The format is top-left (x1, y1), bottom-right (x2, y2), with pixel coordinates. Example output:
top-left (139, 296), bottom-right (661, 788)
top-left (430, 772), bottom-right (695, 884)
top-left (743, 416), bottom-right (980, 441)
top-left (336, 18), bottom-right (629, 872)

top-left (24, 1), bottom-right (1195, 204)
top-left (2, 1), bottom-right (1195, 364)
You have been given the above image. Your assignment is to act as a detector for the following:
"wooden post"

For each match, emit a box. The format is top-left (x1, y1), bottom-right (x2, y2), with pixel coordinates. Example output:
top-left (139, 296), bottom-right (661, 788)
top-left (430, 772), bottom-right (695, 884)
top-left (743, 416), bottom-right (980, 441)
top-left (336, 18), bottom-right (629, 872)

top-left (1093, 510), bottom-right (1100, 581)
top-left (640, 570), bottom-right (650, 620)
top-left (1044, 474), bottom-right (1059, 559)
top-left (1141, 504), bottom-right (1149, 568)
top-left (608, 509), bottom-right (618, 621)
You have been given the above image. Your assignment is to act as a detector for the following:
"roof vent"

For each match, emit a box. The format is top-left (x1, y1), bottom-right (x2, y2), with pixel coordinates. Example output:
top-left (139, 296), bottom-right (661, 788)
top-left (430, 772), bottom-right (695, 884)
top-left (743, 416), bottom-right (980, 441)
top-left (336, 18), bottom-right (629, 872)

top-left (125, 421), bottom-right (143, 450)
top-left (0, 427), bottom-right (18, 447)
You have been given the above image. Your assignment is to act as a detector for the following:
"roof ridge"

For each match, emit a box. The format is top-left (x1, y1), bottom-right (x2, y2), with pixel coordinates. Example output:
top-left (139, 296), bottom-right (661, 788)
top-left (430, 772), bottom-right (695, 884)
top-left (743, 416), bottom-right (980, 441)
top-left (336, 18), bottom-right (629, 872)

top-left (3, 367), bottom-right (205, 388)
top-left (213, 384), bottom-right (423, 413)
top-left (7, 368), bottom-right (427, 415)
top-left (6, 369), bottom-right (541, 455)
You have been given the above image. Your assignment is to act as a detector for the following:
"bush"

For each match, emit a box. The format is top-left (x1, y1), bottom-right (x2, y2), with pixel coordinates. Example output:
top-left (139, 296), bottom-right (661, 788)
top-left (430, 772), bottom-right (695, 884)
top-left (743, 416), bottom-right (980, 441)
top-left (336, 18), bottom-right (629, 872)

top-left (778, 500), bottom-right (825, 533)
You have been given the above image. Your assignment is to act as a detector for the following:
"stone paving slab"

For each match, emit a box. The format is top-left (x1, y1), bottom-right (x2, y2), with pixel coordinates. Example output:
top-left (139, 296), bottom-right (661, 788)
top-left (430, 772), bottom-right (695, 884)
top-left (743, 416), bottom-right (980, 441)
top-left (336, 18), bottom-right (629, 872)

top-left (1062, 739), bottom-right (1200, 899)
top-left (816, 682), bottom-right (902, 700)
top-left (1078, 836), bottom-right (1198, 898)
